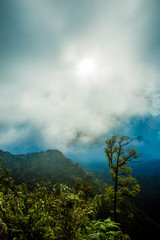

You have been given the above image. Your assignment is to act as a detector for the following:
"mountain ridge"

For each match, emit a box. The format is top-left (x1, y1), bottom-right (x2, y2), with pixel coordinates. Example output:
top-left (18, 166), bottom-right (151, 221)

top-left (0, 149), bottom-right (104, 193)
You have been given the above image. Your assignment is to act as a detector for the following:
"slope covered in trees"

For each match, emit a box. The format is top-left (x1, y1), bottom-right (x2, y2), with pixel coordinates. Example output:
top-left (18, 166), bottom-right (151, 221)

top-left (0, 142), bottom-right (160, 239)
top-left (0, 149), bottom-right (104, 193)
top-left (0, 159), bottom-right (129, 240)
top-left (1, 157), bottom-right (160, 240)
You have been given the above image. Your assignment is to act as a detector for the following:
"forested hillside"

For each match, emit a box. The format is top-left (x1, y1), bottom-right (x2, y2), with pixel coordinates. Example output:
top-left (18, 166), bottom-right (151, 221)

top-left (0, 147), bottom-right (160, 239)
top-left (0, 159), bottom-right (129, 240)
top-left (0, 149), bottom-right (104, 193)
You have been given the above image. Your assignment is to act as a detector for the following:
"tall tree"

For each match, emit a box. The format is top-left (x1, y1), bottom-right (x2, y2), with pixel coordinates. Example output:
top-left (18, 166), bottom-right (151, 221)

top-left (104, 135), bottom-right (140, 221)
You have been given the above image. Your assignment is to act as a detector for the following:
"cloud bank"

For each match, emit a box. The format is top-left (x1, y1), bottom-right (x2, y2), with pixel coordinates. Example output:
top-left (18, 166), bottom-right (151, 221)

top-left (0, 0), bottom-right (160, 153)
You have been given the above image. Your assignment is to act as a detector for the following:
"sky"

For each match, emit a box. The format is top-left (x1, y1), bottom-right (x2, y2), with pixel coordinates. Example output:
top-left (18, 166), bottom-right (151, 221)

top-left (0, 0), bottom-right (160, 163)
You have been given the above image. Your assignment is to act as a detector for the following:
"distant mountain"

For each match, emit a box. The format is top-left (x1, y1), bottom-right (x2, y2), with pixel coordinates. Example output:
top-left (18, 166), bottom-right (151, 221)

top-left (131, 159), bottom-right (160, 176)
top-left (82, 158), bottom-right (160, 177)
top-left (0, 149), bottom-right (104, 192)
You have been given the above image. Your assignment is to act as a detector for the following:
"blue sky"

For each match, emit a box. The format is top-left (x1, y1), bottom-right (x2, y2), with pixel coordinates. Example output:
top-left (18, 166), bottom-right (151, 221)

top-left (0, 0), bottom-right (160, 162)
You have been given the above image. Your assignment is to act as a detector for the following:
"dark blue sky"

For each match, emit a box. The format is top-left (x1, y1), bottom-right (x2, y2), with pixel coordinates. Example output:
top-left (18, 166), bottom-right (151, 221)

top-left (0, 1), bottom-right (160, 163)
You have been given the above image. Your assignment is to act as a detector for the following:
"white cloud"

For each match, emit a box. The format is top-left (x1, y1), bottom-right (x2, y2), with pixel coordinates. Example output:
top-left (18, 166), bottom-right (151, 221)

top-left (0, 0), bottom-right (160, 152)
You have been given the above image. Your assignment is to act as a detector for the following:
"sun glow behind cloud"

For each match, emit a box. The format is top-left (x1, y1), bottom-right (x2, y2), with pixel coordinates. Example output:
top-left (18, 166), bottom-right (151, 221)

top-left (76, 57), bottom-right (97, 78)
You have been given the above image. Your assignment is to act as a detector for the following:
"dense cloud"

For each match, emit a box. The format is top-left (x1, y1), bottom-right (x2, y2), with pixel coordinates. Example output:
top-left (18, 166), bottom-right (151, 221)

top-left (0, 0), bottom-right (160, 154)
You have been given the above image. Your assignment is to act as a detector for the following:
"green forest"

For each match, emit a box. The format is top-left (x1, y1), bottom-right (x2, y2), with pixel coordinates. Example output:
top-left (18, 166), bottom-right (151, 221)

top-left (0, 136), bottom-right (160, 239)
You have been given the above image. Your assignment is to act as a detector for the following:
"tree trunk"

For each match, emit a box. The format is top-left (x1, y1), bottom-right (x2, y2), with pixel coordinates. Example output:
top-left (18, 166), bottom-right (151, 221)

top-left (114, 155), bottom-right (119, 222)
top-left (114, 169), bottom-right (118, 222)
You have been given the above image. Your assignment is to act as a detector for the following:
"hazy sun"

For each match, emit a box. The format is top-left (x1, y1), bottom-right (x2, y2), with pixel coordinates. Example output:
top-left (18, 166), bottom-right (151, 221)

top-left (76, 57), bottom-right (97, 78)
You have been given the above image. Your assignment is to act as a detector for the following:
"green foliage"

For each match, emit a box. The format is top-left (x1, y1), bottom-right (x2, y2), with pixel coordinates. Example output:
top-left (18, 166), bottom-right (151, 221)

top-left (77, 218), bottom-right (130, 240)
top-left (0, 159), bottom-right (129, 240)
top-left (0, 159), bottom-right (13, 194)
